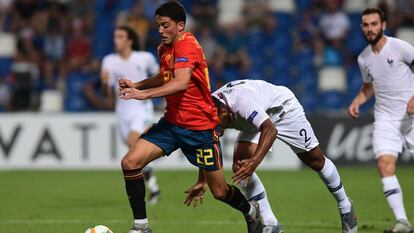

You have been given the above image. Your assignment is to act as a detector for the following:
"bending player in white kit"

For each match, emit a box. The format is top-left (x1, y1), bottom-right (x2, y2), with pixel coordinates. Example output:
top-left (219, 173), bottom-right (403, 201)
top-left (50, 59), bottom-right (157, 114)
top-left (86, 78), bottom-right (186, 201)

top-left (185, 79), bottom-right (358, 233)
top-left (348, 7), bottom-right (414, 233)
top-left (101, 26), bottom-right (161, 204)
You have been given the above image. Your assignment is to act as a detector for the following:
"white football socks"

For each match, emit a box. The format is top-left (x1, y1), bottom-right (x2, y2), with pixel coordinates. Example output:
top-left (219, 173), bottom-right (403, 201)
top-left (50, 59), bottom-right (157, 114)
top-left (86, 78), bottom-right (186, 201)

top-left (240, 172), bottom-right (278, 225)
top-left (382, 175), bottom-right (408, 221)
top-left (134, 218), bottom-right (148, 224)
top-left (318, 157), bottom-right (351, 214)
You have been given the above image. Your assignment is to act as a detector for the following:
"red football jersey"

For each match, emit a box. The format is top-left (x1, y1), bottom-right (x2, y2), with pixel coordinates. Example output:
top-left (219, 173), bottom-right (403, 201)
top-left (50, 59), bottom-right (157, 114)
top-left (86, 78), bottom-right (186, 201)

top-left (157, 32), bottom-right (218, 130)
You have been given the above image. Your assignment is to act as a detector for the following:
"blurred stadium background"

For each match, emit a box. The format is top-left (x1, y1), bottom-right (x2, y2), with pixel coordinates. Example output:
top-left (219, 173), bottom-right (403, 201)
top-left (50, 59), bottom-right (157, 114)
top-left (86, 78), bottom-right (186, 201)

top-left (0, 0), bottom-right (413, 233)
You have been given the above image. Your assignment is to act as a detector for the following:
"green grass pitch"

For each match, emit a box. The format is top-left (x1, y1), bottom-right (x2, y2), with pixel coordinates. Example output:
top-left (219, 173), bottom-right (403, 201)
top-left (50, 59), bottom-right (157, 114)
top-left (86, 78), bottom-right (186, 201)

top-left (0, 167), bottom-right (413, 233)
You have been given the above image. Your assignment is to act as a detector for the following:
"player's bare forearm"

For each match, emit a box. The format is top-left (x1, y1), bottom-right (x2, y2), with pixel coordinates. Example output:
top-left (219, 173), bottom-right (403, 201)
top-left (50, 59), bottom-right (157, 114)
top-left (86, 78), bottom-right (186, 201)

top-left (253, 119), bottom-right (277, 163)
top-left (197, 168), bottom-right (207, 183)
top-left (140, 68), bottom-right (191, 98)
top-left (231, 119), bottom-right (277, 184)
top-left (353, 83), bottom-right (374, 105)
top-left (135, 73), bottom-right (164, 90)
top-left (102, 83), bottom-right (111, 97)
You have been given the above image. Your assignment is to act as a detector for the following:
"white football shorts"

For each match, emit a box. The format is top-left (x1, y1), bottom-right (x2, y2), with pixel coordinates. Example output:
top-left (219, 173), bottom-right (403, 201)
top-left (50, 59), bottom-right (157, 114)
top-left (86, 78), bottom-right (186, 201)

top-left (117, 111), bottom-right (154, 143)
top-left (373, 117), bottom-right (414, 158)
top-left (237, 98), bottom-right (319, 154)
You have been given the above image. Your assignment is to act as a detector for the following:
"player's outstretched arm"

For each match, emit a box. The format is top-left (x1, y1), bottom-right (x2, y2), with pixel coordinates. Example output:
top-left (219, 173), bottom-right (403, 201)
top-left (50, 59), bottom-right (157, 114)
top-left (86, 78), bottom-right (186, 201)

top-left (348, 83), bottom-right (374, 118)
top-left (232, 119), bottom-right (277, 184)
top-left (184, 168), bottom-right (207, 207)
top-left (135, 73), bottom-right (165, 90)
top-left (120, 67), bottom-right (192, 100)
top-left (118, 73), bottom-right (164, 91)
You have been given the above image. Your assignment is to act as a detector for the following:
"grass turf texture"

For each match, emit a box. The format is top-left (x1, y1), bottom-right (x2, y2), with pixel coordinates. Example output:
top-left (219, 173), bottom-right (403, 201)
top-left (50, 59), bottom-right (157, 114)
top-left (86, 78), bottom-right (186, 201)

top-left (0, 167), bottom-right (413, 233)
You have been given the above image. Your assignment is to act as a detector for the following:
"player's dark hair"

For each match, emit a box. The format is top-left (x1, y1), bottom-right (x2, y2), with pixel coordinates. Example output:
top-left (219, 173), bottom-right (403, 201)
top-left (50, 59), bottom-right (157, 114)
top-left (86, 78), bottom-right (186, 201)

top-left (155, 1), bottom-right (186, 24)
top-left (212, 96), bottom-right (223, 115)
top-left (361, 7), bottom-right (386, 22)
top-left (116, 25), bottom-right (140, 51)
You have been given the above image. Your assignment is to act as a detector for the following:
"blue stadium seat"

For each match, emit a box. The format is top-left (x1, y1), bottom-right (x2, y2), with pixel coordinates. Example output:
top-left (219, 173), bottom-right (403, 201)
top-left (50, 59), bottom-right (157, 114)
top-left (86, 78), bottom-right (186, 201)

top-left (295, 69), bottom-right (318, 92)
top-left (347, 65), bottom-right (362, 95)
top-left (247, 66), bottom-right (263, 80)
top-left (296, 89), bottom-right (317, 112)
top-left (319, 91), bottom-right (345, 111)
top-left (273, 12), bottom-right (293, 32)
top-left (65, 94), bottom-right (88, 112)
top-left (323, 46), bottom-right (344, 66)
top-left (345, 31), bottom-right (366, 56)
top-left (295, 0), bottom-right (312, 12)
top-left (348, 13), bottom-right (362, 32)
top-left (219, 67), bottom-right (241, 83)
top-left (0, 58), bottom-right (12, 76)
top-left (295, 48), bottom-right (315, 69)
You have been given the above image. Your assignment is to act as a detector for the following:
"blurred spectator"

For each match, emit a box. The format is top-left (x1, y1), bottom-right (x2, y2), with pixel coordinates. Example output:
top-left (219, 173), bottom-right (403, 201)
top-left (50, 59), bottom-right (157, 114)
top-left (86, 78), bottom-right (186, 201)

top-left (191, 0), bottom-right (218, 27)
top-left (141, 0), bottom-right (166, 19)
top-left (313, 37), bottom-right (344, 67)
top-left (43, 19), bottom-right (65, 88)
top-left (296, 10), bottom-right (319, 47)
top-left (10, 37), bottom-right (40, 111)
top-left (389, 0), bottom-right (414, 33)
top-left (117, 0), bottom-right (151, 50)
top-left (243, 0), bottom-right (268, 27)
top-left (66, 18), bottom-right (91, 71)
top-left (0, 0), bottom-right (12, 30)
top-left (213, 22), bottom-right (250, 84)
top-left (0, 77), bottom-right (11, 111)
top-left (319, 0), bottom-right (350, 49)
top-left (197, 26), bottom-right (218, 65)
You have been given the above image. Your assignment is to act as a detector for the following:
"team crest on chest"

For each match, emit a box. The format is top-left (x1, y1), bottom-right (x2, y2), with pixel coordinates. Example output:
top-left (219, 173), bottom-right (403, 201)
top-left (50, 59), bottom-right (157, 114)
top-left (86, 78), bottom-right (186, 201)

top-left (387, 57), bottom-right (394, 66)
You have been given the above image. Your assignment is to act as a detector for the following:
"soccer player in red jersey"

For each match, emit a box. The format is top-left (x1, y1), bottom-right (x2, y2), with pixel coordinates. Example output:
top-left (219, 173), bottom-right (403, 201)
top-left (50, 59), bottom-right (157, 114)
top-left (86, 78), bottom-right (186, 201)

top-left (118, 2), bottom-right (263, 233)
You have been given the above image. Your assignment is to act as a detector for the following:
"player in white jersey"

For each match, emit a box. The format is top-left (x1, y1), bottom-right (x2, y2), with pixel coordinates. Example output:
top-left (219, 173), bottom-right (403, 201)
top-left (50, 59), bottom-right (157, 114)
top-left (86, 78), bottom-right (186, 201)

top-left (184, 79), bottom-right (358, 233)
top-left (101, 26), bottom-right (161, 204)
top-left (348, 7), bottom-right (414, 233)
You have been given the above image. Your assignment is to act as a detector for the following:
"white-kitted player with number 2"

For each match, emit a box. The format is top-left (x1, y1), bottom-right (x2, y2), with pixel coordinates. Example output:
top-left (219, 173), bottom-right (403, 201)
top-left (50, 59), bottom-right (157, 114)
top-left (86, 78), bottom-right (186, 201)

top-left (205, 79), bottom-right (357, 233)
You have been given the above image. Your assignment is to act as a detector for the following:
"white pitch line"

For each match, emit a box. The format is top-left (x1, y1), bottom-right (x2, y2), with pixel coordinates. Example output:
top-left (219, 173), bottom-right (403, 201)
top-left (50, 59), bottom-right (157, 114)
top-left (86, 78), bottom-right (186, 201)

top-left (0, 219), bottom-right (243, 225)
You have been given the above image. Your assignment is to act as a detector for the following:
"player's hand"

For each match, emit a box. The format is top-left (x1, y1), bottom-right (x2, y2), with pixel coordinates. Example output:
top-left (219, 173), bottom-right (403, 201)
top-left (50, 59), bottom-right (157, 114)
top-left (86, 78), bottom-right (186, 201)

top-left (184, 182), bottom-right (207, 207)
top-left (231, 158), bottom-right (260, 185)
top-left (119, 88), bottom-right (149, 100)
top-left (348, 101), bottom-right (360, 119)
top-left (118, 78), bottom-right (135, 89)
top-left (407, 96), bottom-right (414, 115)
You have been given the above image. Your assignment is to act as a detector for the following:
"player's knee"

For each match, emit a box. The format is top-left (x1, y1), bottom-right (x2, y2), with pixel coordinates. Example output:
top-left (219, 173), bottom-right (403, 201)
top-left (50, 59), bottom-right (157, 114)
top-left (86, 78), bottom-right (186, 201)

top-left (121, 155), bottom-right (144, 170)
top-left (300, 147), bottom-right (325, 171)
top-left (309, 156), bottom-right (325, 171)
top-left (377, 158), bottom-right (395, 176)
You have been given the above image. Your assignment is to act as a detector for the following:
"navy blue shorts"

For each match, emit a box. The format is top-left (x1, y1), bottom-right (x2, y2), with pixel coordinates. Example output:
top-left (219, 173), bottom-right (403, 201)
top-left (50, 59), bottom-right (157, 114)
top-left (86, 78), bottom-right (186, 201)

top-left (141, 117), bottom-right (223, 171)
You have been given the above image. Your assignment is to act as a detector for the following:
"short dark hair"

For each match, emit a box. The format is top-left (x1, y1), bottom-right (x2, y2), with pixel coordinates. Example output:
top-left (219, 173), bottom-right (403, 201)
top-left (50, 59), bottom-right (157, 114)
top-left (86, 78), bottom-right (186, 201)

top-left (212, 96), bottom-right (223, 115)
top-left (155, 1), bottom-right (186, 24)
top-left (116, 26), bottom-right (140, 51)
top-left (361, 7), bottom-right (386, 22)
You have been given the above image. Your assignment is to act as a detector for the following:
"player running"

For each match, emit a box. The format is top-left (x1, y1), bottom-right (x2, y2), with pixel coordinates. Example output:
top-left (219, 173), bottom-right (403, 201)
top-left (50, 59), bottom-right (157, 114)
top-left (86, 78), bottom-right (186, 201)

top-left (101, 26), bottom-right (161, 204)
top-left (186, 79), bottom-right (358, 233)
top-left (118, 2), bottom-right (263, 233)
top-left (348, 7), bottom-right (414, 233)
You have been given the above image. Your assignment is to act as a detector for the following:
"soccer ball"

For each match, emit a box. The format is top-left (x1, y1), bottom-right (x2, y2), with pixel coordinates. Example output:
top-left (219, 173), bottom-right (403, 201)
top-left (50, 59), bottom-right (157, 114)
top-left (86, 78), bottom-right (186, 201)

top-left (84, 225), bottom-right (113, 233)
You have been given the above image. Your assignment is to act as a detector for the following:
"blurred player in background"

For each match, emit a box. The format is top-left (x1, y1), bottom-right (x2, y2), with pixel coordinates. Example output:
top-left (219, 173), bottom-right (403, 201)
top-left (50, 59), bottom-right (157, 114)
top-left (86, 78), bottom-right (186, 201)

top-left (348, 7), bottom-right (414, 233)
top-left (118, 2), bottom-right (263, 233)
top-left (101, 26), bottom-right (161, 205)
top-left (186, 79), bottom-right (357, 233)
